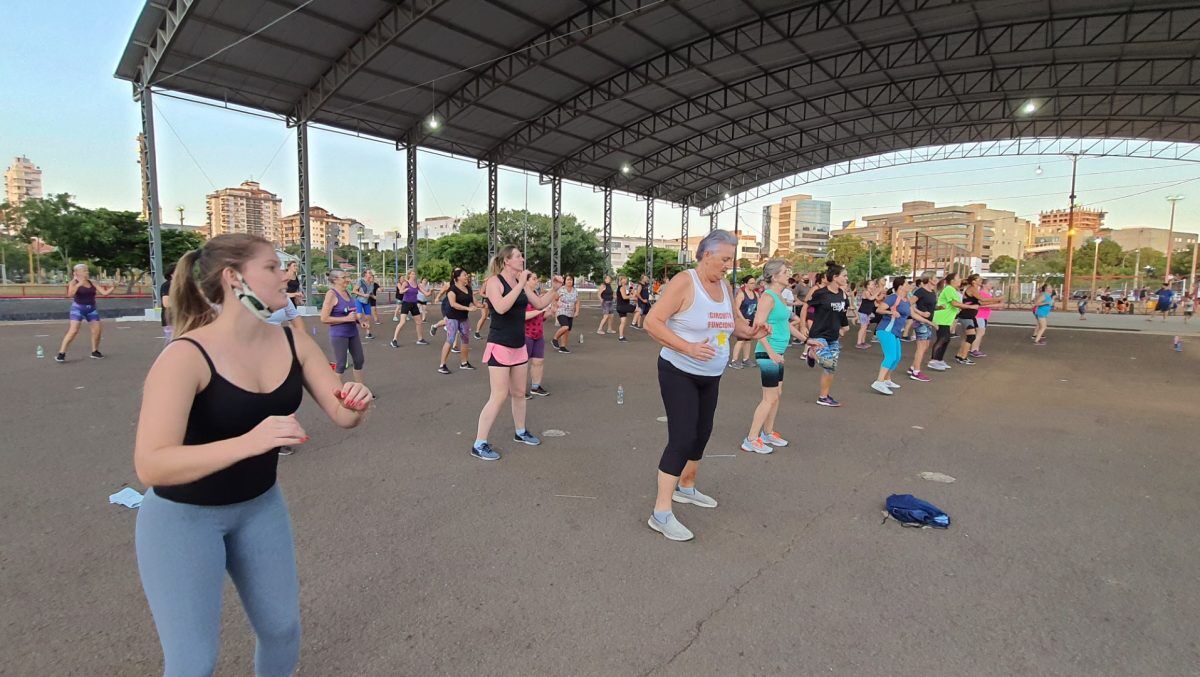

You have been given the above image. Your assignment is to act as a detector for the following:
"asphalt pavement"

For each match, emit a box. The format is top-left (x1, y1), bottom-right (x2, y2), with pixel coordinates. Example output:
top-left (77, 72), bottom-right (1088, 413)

top-left (1, 311), bottom-right (1197, 676)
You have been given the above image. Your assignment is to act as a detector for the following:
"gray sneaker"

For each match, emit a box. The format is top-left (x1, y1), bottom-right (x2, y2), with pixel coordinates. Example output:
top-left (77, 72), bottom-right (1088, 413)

top-left (672, 487), bottom-right (718, 508)
top-left (647, 513), bottom-right (694, 541)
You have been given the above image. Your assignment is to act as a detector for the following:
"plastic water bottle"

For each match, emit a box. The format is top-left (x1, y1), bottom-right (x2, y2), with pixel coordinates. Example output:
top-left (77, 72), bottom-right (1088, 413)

top-left (311, 326), bottom-right (317, 336)
top-left (616, 384), bottom-right (624, 405)
top-left (36, 345), bottom-right (44, 359)
top-left (1174, 336), bottom-right (1182, 352)
top-left (578, 333), bottom-right (584, 345)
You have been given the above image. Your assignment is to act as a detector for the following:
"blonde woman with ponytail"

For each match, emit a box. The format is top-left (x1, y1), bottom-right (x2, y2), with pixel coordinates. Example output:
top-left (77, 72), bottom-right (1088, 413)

top-left (470, 245), bottom-right (561, 461)
top-left (132, 234), bottom-right (372, 675)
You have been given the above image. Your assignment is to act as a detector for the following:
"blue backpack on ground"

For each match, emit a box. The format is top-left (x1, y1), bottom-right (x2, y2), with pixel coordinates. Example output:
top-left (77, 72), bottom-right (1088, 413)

top-left (885, 494), bottom-right (950, 528)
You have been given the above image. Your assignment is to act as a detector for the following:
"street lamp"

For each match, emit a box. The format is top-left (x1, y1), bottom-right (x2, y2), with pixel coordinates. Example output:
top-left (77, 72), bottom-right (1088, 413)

top-left (356, 226), bottom-right (364, 273)
top-left (1061, 153), bottom-right (1080, 310)
top-left (1164, 195), bottom-right (1184, 282)
top-left (1088, 237), bottom-right (1103, 304)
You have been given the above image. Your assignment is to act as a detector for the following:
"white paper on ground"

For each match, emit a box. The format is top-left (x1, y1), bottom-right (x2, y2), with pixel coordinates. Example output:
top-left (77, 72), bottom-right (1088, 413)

top-left (919, 472), bottom-right (956, 483)
top-left (542, 430), bottom-right (567, 437)
top-left (109, 487), bottom-right (144, 509)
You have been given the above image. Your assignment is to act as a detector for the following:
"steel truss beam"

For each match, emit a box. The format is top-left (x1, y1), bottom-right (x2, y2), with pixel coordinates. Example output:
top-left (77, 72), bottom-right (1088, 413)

top-left (709, 211), bottom-right (717, 233)
top-left (671, 92), bottom-right (1200, 206)
top-left (140, 88), bottom-right (165, 306)
top-left (680, 206), bottom-right (688, 252)
top-left (297, 122), bottom-right (312, 303)
top-left (551, 177), bottom-right (562, 278)
top-left (700, 138), bottom-right (1200, 215)
top-left (407, 141), bottom-right (418, 271)
top-left (487, 162), bottom-right (499, 263)
top-left (603, 187), bottom-right (613, 274)
top-left (409, 0), bottom-right (656, 149)
top-left (645, 199), bottom-right (654, 278)
top-left (137, 0), bottom-right (198, 87)
top-left (292, 0), bottom-right (449, 123)
top-left (490, 0), bottom-right (963, 165)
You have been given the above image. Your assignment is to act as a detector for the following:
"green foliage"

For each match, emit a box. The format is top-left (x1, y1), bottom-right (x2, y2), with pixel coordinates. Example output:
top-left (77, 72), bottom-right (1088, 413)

top-left (619, 246), bottom-right (680, 281)
top-left (417, 258), bottom-right (452, 282)
top-left (159, 230), bottom-right (205, 271)
top-left (825, 234), bottom-right (865, 268)
top-left (425, 233), bottom-right (488, 274)
top-left (19, 194), bottom-right (151, 272)
top-left (460, 209), bottom-right (606, 278)
top-left (846, 244), bottom-right (898, 283)
top-left (989, 255), bottom-right (1018, 274)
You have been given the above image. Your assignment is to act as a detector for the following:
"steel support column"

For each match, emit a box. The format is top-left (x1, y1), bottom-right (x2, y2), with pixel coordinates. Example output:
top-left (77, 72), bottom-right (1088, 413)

top-left (297, 122), bottom-right (312, 304)
top-left (602, 187), bottom-right (613, 274)
top-left (709, 211), bottom-right (717, 232)
top-left (406, 141), bottom-right (418, 272)
top-left (487, 161), bottom-right (498, 263)
top-left (645, 199), bottom-right (654, 279)
top-left (138, 87), bottom-right (165, 307)
top-left (550, 177), bottom-right (562, 277)
top-left (680, 206), bottom-right (689, 254)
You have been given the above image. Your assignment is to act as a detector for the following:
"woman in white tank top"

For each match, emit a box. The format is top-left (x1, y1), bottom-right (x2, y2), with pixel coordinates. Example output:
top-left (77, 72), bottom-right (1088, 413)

top-left (641, 230), bottom-right (770, 542)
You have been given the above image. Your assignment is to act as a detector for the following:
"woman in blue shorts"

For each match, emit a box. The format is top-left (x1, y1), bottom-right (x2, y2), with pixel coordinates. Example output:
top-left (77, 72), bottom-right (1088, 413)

top-left (56, 263), bottom-right (114, 362)
top-left (353, 270), bottom-right (375, 340)
top-left (437, 268), bottom-right (477, 374)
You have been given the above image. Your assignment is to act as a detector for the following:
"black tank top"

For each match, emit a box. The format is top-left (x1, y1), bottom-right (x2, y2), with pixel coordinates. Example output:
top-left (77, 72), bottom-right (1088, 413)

top-left (155, 327), bottom-right (304, 506)
top-left (486, 275), bottom-right (527, 349)
top-left (600, 283), bottom-right (613, 301)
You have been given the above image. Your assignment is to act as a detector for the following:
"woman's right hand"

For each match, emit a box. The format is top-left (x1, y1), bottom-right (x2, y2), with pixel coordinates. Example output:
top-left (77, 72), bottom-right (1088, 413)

top-left (684, 341), bottom-right (717, 361)
top-left (243, 414), bottom-right (308, 454)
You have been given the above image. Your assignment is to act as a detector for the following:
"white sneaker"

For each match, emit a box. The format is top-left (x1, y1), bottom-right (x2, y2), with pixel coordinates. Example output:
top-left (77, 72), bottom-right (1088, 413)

top-left (926, 361), bottom-right (947, 371)
top-left (672, 486), bottom-right (718, 508)
top-left (885, 380), bottom-right (901, 389)
top-left (740, 436), bottom-right (773, 454)
top-left (762, 431), bottom-right (789, 447)
top-left (647, 513), bottom-right (694, 541)
top-left (871, 381), bottom-right (894, 395)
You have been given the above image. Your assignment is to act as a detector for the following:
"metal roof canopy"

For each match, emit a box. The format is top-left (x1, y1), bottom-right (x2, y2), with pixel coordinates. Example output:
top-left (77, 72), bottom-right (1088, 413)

top-left (116, 0), bottom-right (1200, 211)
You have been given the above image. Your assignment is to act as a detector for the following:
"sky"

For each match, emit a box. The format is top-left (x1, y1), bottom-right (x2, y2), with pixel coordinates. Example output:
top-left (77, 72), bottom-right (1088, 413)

top-left (4, 1), bottom-right (1200, 248)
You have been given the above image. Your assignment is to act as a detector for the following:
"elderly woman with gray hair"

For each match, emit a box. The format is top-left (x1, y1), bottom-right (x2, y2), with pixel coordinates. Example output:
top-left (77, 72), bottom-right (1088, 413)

top-left (643, 230), bottom-right (769, 542)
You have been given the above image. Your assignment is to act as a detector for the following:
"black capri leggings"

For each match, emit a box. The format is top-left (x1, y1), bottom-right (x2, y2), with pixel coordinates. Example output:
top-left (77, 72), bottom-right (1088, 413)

top-left (330, 333), bottom-right (365, 373)
top-left (657, 357), bottom-right (721, 476)
top-left (931, 324), bottom-right (953, 361)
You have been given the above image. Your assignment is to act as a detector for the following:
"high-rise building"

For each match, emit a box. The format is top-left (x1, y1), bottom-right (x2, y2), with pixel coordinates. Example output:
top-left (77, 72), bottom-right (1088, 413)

top-left (850, 201), bottom-right (1031, 273)
top-left (1098, 226), bottom-right (1198, 255)
top-left (3, 156), bottom-right (43, 232)
top-left (279, 206), bottom-right (354, 249)
top-left (416, 216), bottom-right (462, 240)
top-left (763, 194), bottom-right (831, 257)
top-left (206, 181), bottom-right (282, 242)
top-left (1028, 207), bottom-right (1105, 254)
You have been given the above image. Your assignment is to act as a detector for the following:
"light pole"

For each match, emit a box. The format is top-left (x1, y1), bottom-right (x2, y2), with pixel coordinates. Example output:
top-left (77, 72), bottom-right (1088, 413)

top-left (1061, 153), bottom-right (1080, 310)
top-left (1088, 236), bottom-right (1103, 304)
top-left (1190, 240), bottom-right (1198, 298)
top-left (867, 241), bottom-right (876, 279)
top-left (1164, 195), bottom-right (1184, 283)
top-left (356, 226), bottom-right (364, 273)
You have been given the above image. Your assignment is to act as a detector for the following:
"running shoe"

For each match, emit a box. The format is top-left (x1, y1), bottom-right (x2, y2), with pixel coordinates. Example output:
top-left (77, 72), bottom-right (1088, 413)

top-left (459, 362), bottom-right (476, 370)
top-left (885, 380), bottom-right (901, 389)
top-left (473, 331), bottom-right (482, 340)
top-left (728, 360), bottom-right (744, 369)
top-left (437, 365), bottom-right (451, 374)
top-left (513, 430), bottom-right (542, 446)
top-left (647, 513), bottom-right (694, 541)
top-left (278, 445), bottom-right (294, 456)
top-left (953, 356), bottom-right (976, 365)
top-left (54, 353), bottom-right (65, 363)
top-left (742, 359), bottom-right (756, 368)
top-left (908, 370), bottom-right (931, 382)
top-left (816, 395), bottom-right (841, 407)
top-left (365, 332), bottom-right (375, 340)
top-left (606, 329), bottom-right (616, 334)
top-left (529, 385), bottom-right (550, 397)
top-left (450, 346), bottom-right (460, 353)
top-left (596, 330), bottom-right (605, 335)
top-left (429, 325), bottom-right (438, 337)
top-left (416, 339), bottom-right (429, 345)
top-left (740, 436), bottom-right (771, 454)
top-left (525, 392), bottom-right (533, 400)
top-left (1033, 339), bottom-right (1047, 346)
top-left (926, 360), bottom-right (947, 371)
top-left (871, 381), bottom-right (894, 395)
top-left (558, 346), bottom-right (571, 354)
top-left (969, 350), bottom-right (987, 358)
top-left (392, 316), bottom-right (399, 322)
top-left (672, 486), bottom-right (718, 508)
top-left (855, 343), bottom-right (870, 349)
top-left (618, 337), bottom-right (629, 342)
top-left (470, 442), bottom-right (501, 461)
top-left (901, 336), bottom-right (916, 343)
top-left (389, 340), bottom-right (400, 348)
top-left (90, 351), bottom-right (104, 359)
top-left (551, 338), bottom-right (560, 350)
top-left (763, 431), bottom-right (789, 447)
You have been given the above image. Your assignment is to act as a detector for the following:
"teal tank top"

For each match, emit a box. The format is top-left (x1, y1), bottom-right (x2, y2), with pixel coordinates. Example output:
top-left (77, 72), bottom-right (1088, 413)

top-left (764, 289), bottom-right (792, 354)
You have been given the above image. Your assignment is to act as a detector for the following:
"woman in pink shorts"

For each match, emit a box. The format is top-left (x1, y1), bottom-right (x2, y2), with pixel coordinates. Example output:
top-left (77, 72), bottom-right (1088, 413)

top-left (470, 246), bottom-right (561, 461)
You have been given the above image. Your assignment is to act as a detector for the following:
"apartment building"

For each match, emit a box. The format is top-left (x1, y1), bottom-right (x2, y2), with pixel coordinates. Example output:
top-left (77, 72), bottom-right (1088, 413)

top-left (279, 205), bottom-right (354, 249)
top-left (205, 181), bottom-right (282, 242)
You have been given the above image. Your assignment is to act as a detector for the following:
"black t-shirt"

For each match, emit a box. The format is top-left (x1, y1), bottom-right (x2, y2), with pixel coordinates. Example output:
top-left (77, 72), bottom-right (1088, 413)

top-left (447, 284), bottom-right (471, 321)
top-left (286, 278), bottom-right (300, 294)
top-left (160, 280), bottom-right (172, 326)
top-left (959, 292), bottom-right (980, 320)
top-left (913, 287), bottom-right (936, 316)
top-left (369, 282), bottom-right (380, 305)
top-left (808, 287), bottom-right (849, 342)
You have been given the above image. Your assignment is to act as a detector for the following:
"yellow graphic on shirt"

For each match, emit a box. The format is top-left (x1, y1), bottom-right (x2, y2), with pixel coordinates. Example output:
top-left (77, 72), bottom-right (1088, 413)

top-left (714, 331), bottom-right (728, 347)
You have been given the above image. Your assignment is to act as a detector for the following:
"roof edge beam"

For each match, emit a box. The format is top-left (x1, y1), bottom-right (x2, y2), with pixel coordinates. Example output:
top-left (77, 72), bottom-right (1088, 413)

top-left (140, 0), bottom-right (198, 89)
top-left (292, 0), bottom-right (452, 123)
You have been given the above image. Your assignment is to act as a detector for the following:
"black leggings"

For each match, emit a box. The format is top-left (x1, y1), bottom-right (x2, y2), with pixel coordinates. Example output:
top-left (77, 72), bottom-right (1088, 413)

top-left (657, 357), bottom-right (721, 476)
top-left (932, 324), bottom-right (953, 361)
top-left (330, 333), bottom-right (365, 373)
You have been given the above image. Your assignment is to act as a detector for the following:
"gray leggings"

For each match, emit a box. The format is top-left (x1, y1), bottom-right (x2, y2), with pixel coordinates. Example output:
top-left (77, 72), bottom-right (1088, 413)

top-left (135, 485), bottom-right (300, 677)
top-left (330, 333), bottom-right (364, 373)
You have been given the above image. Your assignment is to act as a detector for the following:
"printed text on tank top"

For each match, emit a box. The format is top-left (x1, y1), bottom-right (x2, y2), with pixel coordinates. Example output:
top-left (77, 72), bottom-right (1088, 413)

top-left (659, 270), bottom-right (735, 377)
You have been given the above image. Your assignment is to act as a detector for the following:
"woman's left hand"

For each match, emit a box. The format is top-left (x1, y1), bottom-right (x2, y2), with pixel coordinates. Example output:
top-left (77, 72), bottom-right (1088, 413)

top-left (334, 383), bottom-right (373, 411)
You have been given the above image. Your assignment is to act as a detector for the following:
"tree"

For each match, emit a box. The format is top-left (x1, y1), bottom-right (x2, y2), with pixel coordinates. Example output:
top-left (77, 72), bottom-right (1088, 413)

top-left (989, 255), bottom-right (1018, 274)
top-left (460, 209), bottom-right (606, 278)
top-left (426, 233), bottom-right (488, 274)
top-left (825, 234), bottom-right (865, 267)
top-left (1072, 239), bottom-right (1123, 273)
top-left (160, 229), bottom-right (205, 271)
top-left (417, 258), bottom-right (452, 282)
top-left (619, 246), bottom-right (680, 281)
top-left (847, 245), bottom-right (898, 283)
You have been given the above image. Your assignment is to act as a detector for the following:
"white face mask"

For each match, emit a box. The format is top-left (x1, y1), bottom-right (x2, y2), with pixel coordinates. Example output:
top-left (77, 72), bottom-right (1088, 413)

top-left (235, 273), bottom-right (274, 322)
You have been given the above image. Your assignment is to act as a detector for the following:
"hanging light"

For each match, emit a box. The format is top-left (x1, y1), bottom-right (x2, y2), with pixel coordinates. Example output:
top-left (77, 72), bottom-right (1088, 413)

top-left (723, 192), bottom-right (731, 200)
top-left (620, 163), bottom-right (632, 175)
top-left (425, 113), bottom-right (442, 131)
top-left (1035, 164), bottom-right (1043, 176)
top-left (1021, 100), bottom-right (1038, 115)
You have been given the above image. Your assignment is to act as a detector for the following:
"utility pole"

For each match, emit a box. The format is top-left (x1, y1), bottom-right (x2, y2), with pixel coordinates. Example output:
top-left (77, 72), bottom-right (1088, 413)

top-left (1164, 195), bottom-right (1184, 283)
top-left (1088, 237), bottom-right (1103, 304)
top-left (1190, 240), bottom-right (1198, 298)
top-left (1061, 153), bottom-right (1080, 310)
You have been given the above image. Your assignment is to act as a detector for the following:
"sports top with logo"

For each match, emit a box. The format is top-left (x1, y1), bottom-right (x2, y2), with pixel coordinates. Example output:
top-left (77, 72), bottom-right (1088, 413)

top-left (659, 269), bottom-right (736, 377)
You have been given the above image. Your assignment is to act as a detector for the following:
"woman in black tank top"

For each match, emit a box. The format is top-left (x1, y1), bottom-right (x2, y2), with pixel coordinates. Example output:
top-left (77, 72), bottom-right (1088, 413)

top-left (596, 274), bottom-right (616, 335)
top-left (132, 234), bottom-right (373, 673)
top-left (470, 245), bottom-right (562, 461)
